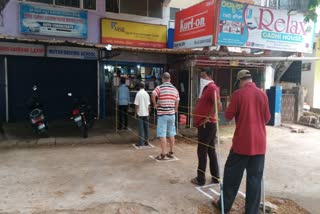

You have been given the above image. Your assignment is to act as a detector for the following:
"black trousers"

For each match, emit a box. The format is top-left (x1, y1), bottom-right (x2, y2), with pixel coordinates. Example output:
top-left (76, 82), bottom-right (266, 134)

top-left (218, 150), bottom-right (265, 214)
top-left (197, 122), bottom-right (219, 184)
top-left (118, 105), bottom-right (128, 129)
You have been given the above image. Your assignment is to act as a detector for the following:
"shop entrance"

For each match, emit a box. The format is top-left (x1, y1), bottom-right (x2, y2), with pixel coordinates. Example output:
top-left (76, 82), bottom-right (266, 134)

top-left (7, 56), bottom-right (97, 122)
top-left (101, 61), bottom-right (164, 119)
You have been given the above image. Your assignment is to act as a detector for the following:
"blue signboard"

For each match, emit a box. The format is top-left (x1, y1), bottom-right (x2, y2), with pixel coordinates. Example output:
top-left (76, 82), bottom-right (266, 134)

top-left (20, 3), bottom-right (88, 38)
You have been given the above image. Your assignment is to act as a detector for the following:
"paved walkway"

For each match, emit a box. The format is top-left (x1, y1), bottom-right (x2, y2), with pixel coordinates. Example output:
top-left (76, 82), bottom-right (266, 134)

top-left (0, 123), bottom-right (319, 213)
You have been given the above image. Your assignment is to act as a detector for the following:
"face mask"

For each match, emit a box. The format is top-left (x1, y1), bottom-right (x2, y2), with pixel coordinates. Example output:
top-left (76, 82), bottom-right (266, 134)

top-left (199, 78), bottom-right (213, 98)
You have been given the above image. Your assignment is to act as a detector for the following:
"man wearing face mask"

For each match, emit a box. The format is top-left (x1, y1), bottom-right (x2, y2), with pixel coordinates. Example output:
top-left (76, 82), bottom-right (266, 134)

top-left (191, 67), bottom-right (220, 186)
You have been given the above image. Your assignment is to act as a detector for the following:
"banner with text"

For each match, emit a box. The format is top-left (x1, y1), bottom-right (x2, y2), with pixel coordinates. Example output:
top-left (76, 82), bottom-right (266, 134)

top-left (47, 46), bottom-right (97, 60)
top-left (217, 0), bottom-right (315, 53)
top-left (101, 19), bottom-right (167, 49)
top-left (20, 3), bottom-right (88, 38)
top-left (174, 0), bottom-right (216, 49)
top-left (0, 42), bottom-right (45, 57)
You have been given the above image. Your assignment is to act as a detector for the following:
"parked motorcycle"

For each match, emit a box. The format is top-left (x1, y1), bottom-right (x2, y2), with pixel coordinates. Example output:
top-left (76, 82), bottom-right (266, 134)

top-left (27, 85), bottom-right (49, 137)
top-left (67, 93), bottom-right (95, 138)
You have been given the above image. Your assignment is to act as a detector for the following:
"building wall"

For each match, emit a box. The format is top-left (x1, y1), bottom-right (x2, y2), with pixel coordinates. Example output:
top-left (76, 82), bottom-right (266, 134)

top-left (169, 0), bottom-right (203, 8)
top-left (314, 38), bottom-right (320, 108)
top-left (301, 37), bottom-right (320, 108)
top-left (0, 0), bottom-right (186, 44)
top-left (0, 0), bottom-right (104, 44)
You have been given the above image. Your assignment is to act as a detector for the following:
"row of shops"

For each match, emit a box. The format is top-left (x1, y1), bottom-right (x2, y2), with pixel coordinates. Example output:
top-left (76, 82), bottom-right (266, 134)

top-left (0, 0), bottom-right (318, 125)
top-left (0, 39), bottom-right (268, 125)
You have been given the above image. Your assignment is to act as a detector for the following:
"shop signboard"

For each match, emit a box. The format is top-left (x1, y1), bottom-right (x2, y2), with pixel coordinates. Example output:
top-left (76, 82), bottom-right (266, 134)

top-left (174, 0), bottom-right (216, 49)
top-left (20, 3), bottom-right (88, 38)
top-left (101, 19), bottom-right (167, 49)
top-left (47, 46), bottom-right (98, 60)
top-left (217, 0), bottom-right (315, 53)
top-left (0, 42), bottom-right (45, 57)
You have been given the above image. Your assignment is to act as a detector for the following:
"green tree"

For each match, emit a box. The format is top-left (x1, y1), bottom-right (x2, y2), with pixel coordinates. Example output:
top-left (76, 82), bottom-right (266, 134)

top-left (306, 0), bottom-right (320, 21)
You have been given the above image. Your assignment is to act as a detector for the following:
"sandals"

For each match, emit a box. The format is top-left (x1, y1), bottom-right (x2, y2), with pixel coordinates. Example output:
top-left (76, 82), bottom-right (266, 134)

top-left (166, 152), bottom-right (174, 159)
top-left (155, 154), bottom-right (166, 160)
top-left (155, 152), bottom-right (175, 160)
top-left (190, 177), bottom-right (205, 186)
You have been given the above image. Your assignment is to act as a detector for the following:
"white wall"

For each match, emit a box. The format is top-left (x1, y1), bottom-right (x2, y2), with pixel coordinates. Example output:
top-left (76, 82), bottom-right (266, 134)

top-left (264, 65), bottom-right (275, 90)
top-left (301, 62), bottom-right (316, 105)
top-left (105, 0), bottom-right (205, 29)
top-left (168, 0), bottom-right (203, 8)
top-left (301, 37), bottom-right (320, 108)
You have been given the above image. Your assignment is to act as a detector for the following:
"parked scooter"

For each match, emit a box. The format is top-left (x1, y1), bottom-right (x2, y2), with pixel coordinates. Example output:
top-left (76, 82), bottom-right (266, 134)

top-left (27, 85), bottom-right (49, 137)
top-left (67, 93), bottom-right (95, 138)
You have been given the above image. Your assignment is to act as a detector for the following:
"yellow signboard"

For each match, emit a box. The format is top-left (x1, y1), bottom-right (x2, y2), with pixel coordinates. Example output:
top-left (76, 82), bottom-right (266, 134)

top-left (101, 19), bottom-right (167, 49)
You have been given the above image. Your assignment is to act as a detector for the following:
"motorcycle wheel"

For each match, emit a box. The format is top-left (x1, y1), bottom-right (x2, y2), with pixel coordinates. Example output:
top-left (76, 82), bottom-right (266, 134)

top-left (82, 125), bottom-right (88, 138)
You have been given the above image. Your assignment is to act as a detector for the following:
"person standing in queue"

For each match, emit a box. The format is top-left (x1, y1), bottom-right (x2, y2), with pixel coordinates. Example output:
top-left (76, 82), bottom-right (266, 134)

top-left (191, 67), bottom-right (220, 186)
top-left (134, 82), bottom-right (151, 147)
top-left (117, 77), bottom-right (130, 130)
top-left (151, 72), bottom-right (179, 160)
top-left (212, 69), bottom-right (271, 214)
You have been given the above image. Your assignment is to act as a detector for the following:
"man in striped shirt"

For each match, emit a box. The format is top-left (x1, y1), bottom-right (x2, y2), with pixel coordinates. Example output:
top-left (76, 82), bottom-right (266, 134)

top-left (151, 72), bottom-right (180, 160)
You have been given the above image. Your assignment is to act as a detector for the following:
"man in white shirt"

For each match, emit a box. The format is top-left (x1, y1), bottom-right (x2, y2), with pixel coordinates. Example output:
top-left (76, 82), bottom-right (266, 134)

top-left (134, 82), bottom-right (151, 147)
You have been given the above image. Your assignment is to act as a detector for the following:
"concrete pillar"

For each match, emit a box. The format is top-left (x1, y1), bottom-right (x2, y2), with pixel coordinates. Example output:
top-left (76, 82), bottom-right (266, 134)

top-left (293, 86), bottom-right (304, 122)
top-left (264, 65), bottom-right (274, 90)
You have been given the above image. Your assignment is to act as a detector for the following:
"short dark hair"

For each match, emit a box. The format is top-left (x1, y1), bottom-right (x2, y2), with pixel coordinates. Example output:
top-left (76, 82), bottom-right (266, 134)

top-left (120, 77), bottom-right (126, 84)
top-left (201, 67), bottom-right (213, 77)
top-left (139, 81), bottom-right (145, 89)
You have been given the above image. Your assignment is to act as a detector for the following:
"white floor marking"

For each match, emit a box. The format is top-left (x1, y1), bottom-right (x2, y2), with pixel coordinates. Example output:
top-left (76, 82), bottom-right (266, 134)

top-left (196, 185), bottom-right (247, 199)
top-left (209, 188), bottom-right (220, 196)
top-left (238, 191), bottom-right (246, 198)
top-left (149, 155), bottom-right (179, 162)
top-left (200, 183), bottom-right (220, 188)
top-left (195, 187), bottom-right (213, 199)
top-left (132, 143), bottom-right (155, 150)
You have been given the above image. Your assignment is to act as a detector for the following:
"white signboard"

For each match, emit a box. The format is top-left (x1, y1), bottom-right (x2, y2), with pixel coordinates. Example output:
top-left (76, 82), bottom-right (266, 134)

top-left (0, 42), bottom-right (45, 57)
top-left (47, 46), bottom-right (98, 60)
top-left (217, 0), bottom-right (316, 53)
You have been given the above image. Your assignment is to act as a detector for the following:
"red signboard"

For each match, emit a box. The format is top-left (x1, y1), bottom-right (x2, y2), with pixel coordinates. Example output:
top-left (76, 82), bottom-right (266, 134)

top-left (174, 0), bottom-right (216, 49)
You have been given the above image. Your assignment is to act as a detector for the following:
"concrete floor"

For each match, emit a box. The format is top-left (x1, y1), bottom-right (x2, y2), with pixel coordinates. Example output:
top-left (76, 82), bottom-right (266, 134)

top-left (0, 125), bottom-right (319, 214)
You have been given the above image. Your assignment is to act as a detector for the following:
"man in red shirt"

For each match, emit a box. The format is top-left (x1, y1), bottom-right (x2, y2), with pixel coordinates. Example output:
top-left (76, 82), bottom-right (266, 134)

top-left (213, 69), bottom-right (271, 214)
top-left (191, 68), bottom-right (220, 186)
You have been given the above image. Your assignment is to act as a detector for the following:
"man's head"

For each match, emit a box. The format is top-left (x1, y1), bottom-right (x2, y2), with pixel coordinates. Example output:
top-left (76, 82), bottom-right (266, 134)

top-left (120, 77), bottom-right (126, 85)
top-left (237, 69), bottom-right (252, 88)
top-left (200, 67), bottom-right (213, 80)
top-left (162, 72), bottom-right (171, 83)
top-left (139, 81), bottom-right (145, 89)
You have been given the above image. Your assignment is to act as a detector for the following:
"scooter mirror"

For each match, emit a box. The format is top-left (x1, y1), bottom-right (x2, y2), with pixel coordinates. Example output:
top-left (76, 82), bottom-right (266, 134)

top-left (67, 93), bottom-right (72, 97)
top-left (33, 85), bottom-right (38, 91)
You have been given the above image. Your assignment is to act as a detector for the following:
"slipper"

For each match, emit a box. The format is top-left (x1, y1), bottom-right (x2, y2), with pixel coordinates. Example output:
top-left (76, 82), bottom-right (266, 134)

top-left (155, 154), bottom-right (166, 160)
top-left (191, 177), bottom-right (205, 186)
top-left (166, 152), bottom-right (174, 159)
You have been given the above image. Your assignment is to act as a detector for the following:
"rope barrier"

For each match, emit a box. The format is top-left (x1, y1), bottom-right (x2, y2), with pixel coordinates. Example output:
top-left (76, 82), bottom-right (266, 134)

top-left (115, 108), bottom-right (217, 150)
top-left (117, 117), bottom-right (223, 184)
top-left (115, 107), bottom-right (225, 185)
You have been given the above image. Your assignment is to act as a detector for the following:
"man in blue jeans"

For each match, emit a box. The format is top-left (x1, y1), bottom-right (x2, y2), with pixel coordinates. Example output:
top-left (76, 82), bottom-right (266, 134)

top-left (151, 72), bottom-right (179, 160)
top-left (134, 82), bottom-right (150, 147)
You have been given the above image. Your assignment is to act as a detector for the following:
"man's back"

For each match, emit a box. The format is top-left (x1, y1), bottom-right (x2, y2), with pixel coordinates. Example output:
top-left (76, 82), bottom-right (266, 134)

top-left (118, 84), bottom-right (129, 106)
top-left (225, 82), bottom-right (271, 155)
top-left (152, 82), bottom-right (179, 115)
top-left (135, 89), bottom-right (150, 117)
